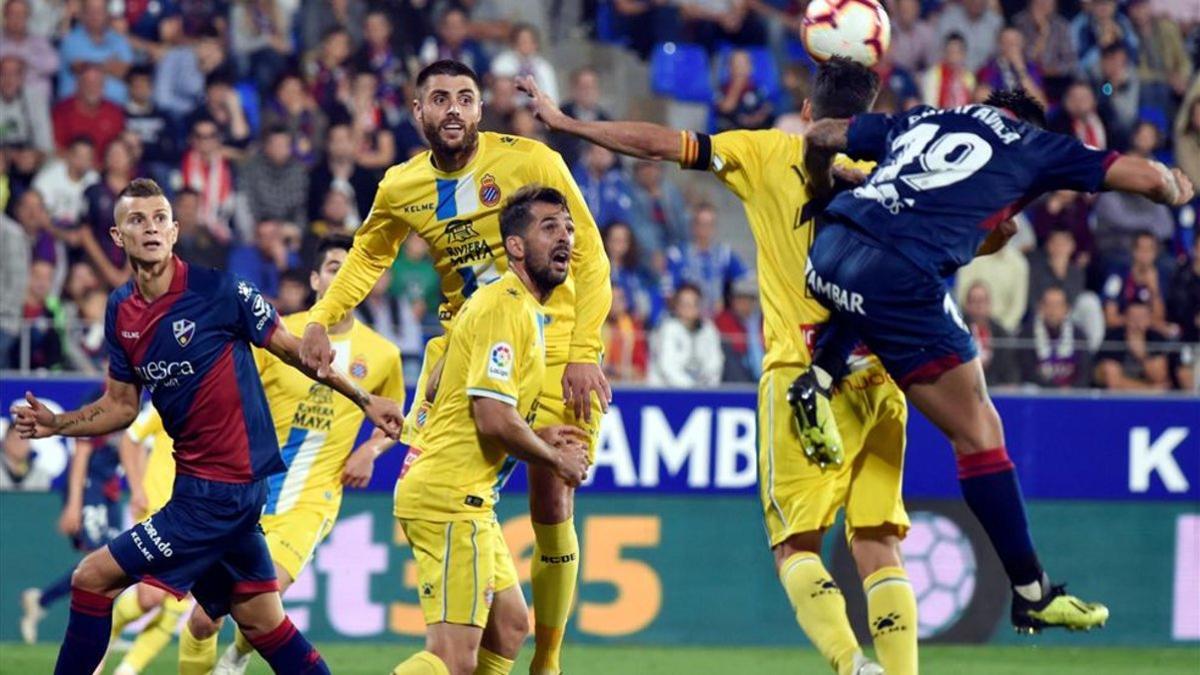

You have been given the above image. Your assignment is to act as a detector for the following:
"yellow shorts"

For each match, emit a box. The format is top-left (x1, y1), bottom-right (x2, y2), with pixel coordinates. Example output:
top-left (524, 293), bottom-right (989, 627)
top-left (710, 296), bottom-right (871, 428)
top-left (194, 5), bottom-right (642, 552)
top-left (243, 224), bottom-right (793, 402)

top-left (759, 364), bottom-right (909, 547)
top-left (399, 517), bottom-right (520, 628)
top-left (260, 508), bottom-right (335, 582)
top-left (405, 335), bottom-right (603, 461)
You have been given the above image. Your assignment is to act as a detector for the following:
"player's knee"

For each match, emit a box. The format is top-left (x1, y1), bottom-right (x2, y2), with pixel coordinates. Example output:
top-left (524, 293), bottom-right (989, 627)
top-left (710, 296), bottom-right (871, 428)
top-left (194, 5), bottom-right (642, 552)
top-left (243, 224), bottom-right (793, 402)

top-left (136, 583), bottom-right (165, 611)
top-left (773, 530), bottom-right (824, 569)
top-left (70, 554), bottom-right (108, 593)
top-left (497, 608), bottom-right (529, 652)
top-left (433, 647), bottom-right (476, 675)
top-left (949, 407), bottom-right (1005, 456)
top-left (850, 528), bottom-right (903, 578)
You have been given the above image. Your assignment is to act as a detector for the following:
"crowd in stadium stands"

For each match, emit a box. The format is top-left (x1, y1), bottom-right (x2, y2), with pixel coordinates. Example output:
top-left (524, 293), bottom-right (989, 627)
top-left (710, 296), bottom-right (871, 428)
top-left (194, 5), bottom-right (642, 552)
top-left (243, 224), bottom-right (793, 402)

top-left (0, 0), bottom-right (1197, 391)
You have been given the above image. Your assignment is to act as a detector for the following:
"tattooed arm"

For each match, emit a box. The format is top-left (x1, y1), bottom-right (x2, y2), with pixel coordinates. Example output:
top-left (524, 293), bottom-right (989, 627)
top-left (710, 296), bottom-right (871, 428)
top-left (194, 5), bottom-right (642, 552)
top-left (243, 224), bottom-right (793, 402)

top-left (10, 377), bottom-right (142, 439)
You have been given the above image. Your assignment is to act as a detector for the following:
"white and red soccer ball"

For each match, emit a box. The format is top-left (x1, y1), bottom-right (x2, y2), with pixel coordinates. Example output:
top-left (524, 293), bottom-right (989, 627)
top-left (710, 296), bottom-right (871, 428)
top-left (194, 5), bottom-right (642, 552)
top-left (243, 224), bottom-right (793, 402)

top-left (802, 0), bottom-right (892, 67)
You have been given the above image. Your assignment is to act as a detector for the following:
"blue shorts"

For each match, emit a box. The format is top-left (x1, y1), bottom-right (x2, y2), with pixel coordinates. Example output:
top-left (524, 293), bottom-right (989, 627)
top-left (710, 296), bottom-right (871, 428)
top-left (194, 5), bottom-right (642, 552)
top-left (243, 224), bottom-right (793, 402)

top-left (807, 220), bottom-right (977, 388)
top-left (108, 475), bottom-right (278, 619)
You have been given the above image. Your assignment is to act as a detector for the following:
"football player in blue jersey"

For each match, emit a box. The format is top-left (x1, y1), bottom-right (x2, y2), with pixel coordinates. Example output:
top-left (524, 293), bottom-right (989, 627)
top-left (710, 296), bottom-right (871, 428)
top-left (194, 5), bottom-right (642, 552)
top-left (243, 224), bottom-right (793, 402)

top-left (789, 85), bottom-right (1193, 634)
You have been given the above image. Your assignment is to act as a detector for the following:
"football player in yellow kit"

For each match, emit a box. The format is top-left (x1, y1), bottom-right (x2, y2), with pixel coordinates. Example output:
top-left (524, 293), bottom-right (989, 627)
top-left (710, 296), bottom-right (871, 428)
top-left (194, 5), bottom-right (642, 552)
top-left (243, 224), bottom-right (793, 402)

top-left (518, 61), bottom-right (917, 675)
top-left (390, 185), bottom-right (589, 675)
top-left (299, 60), bottom-right (611, 675)
top-left (183, 235), bottom-right (406, 675)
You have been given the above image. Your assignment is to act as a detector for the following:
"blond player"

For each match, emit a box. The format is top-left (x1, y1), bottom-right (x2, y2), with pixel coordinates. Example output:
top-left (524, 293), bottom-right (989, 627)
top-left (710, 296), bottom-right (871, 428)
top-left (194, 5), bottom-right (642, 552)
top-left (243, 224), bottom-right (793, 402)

top-left (299, 60), bottom-right (611, 675)
top-left (178, 234), bottom-right (406, 674)
top-left (520, 61), bottom-right (917, 675)
top-left (391, 185), bottom-right (590, 675)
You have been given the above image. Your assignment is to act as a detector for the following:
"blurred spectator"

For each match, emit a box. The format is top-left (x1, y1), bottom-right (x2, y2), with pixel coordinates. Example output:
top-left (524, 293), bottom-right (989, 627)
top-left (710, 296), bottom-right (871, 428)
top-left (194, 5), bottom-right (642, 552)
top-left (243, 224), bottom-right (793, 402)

top-left (58, 0), bottom-right (133, 104)
top-left (124, 65), bottom-right (179, 186)
top-left (1093, 124), bottom-right (1174, 260)
top-left (309, 27), bottom-right (353, 115)
top-left (874, 49), bottom-right (922, 112)
top-left (1167, 240), bottom-right (1200, 377)
top-left (507, 106), bottom-right (545, 143)
top-left (963, 281), bottom-right (1020, 385)
top-left (1028, 228), bottom-right (1087, 309)
top-left (1019, 286), bottom-right (1093, 388)
top-left (227, 219), bottom-right (299, 301)
top-left (275, 269), bottom-right (309, 316)
top-left (664, 203), bottom-right (750, 316)
top-left (1092, 43), bottom-right (1139, 149)
top-left (573, 144), bottom-right (634, 228)
top-left (117, 0), bottom-right (182, 62)
top-left (389, 234), bottom-right (440, 329)
top-left (714, 276), bottom-right (762, 383)
top-left (678, 0), bottom-right (766, 50)
top-left (603, 285), bottom-right (649, 383)
top-left (1102, 231), bottom-right (1173, 333)
top-left (604, 221), bottom-right (663, 324)
top-left (14, 189), bottom-right (67, 291)
top-left (1, 425), bottom-right (54, 490)
top-left (0, 205), bottom-right (26, 362)
top-left (937, 0), bottom-right (1003, 72)
top-left (977, 27), bottom-right (1046, 105)
top-left (0, 56), bottom-right (54, 154)
top-left (1049, 80), bottom-right (1106, 149)
top-left (241, 125), bottom-right (308, 226)
top-left (0, 0), bottom-right (59, 102)
top-left (629, 159), bottom-right (689, 261)
top-left (1175, 81), bottom-right (1200, 186)
top-left (51, 62), bottom-right (125, 157)
top-left (1070, 0), bottom-right (1138, 77)
top-left (300, 0), bottom-right (365, 53)
top-left (715, 50), bottom-right (774, 132)
top-left (419, 7), bottom-right (489, 74)
top-left (356, 269), bottom-right (423, 354)
top-left (61, 261), bottom-right (101, 308)
top-left (64, 285), bottom-right (107, 372)
top-left (354, 9), bottom-right (410, 116)
top-left (956, 233), bottom-right (1029, 334)
top-left (649, 283), bottom-right (723, 386)
top-left (173, 187), bottom-right (228, 268)
top-left (77, 139), bottom-right (135, 287)
top-left (345, 70), bottom-right (397, 171)
top-left (1014, 0), bottom-right (1078, 80)
top-left (307, 122), bottom-right (375, 223)
top-left (178, 0), bottom-right (230, 39)
top-left (550, 67), bottom-right (611, 170)
top-left (3, 143), bottom-right (43, 207)
top-left (156, 27), bottom-right (231, 118)
top-left (889, 0), bottom-right (938, 74)
top-left (1126, 0), bottom-right (1192, 107)
top-left (301, 185), bottom-right (355, 265)
top-left (230, 0), bottom-right (293, 94)
top-left (18, 259), bottom-right (66, 370)
top-left (491, 23), bottom-right (559, 103)
top-left (180, 117), bottom-right (236, 242)
top-left (481, 75), bottom-right (519, 133)
top-left (612, 0), bottom-right (680, 60)
top-left (187, 74), bottom-right (252, 156)
top-left (33, 137), bottom-right (98, 226)
top-left (262, 72), bottom-right (329, 166)
top-left (923, 33), bottom-right (976, 109)
top-left (1095, 301), bottom-right (1170, 390)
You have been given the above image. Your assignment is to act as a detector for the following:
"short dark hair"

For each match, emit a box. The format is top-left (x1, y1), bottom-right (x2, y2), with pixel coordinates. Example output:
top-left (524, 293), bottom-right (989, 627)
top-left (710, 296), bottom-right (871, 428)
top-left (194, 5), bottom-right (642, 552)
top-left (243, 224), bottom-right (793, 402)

top-left (415, 59), bottom-right (481, 94)
top-left (117, 178), bottom-right (166, 201)
top-left (1133, 230), bottom-right (1158, 245)
top-left (315, 233), bottom-right (354, 269)
top-left (984, 88), bottom-right (1047, 128)
top-left (263, 124), bottom-right (292, 140)
top-left (499, 184), bottom-right (568, 243)
top-left (128, 63), bottom-right (154, 81)
top-left (67, 135), bottom-right (94, 149)
top-left (176, 186), bottom-right (200, 199)
top-left (810, 56), bottom-right (880, 120)
top-left (280, 268), bottom-right (309, 287)
top-left (945, 31), bottom-right (966, 46)
top-left (674, 282), bottom-right (703, 301)
top-left (1101, 42), bottom-right (1128, 59)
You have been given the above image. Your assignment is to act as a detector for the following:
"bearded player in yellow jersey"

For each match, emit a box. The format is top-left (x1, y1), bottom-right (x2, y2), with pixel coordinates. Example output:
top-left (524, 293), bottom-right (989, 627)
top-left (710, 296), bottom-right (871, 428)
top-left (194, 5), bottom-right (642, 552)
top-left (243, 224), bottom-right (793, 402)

top-left (519, 61), bottom-right (916, 675)
top-left (299, 60), bottom-right (611, 675)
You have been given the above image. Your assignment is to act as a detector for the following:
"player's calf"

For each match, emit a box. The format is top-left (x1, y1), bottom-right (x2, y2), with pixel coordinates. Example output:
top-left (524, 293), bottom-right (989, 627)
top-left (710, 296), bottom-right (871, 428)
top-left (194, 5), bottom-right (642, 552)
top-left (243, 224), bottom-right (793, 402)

top-left (230, 592), bottom-right (330, 674)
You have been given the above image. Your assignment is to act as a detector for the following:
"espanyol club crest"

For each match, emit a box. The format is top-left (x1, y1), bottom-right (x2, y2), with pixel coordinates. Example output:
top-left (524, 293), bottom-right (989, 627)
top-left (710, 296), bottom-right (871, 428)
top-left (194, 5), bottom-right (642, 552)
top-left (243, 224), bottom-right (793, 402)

top-left (173, 319), bottom-right (196, 347)
top-left (479, 174), bottom-right (501, 207)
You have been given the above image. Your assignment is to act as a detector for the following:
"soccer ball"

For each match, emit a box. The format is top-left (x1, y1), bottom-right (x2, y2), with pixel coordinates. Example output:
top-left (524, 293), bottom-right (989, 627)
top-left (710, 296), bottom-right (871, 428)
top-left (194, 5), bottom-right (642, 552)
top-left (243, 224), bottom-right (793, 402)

top-left (802, 0), bottom-right (892, 67)
top-left (901, 511), bottom-right (978, 638)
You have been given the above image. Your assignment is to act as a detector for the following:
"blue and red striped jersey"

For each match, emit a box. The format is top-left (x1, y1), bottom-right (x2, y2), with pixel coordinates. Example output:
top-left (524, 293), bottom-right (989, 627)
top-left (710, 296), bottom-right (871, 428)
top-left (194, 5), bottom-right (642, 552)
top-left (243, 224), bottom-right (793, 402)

top-left (105, 256), bottom-right (287, 483)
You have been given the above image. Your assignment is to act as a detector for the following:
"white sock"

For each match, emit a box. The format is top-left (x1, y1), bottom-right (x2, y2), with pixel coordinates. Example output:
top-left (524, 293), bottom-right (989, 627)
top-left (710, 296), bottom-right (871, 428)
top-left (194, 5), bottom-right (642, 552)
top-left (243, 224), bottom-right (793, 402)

top-left (1014, 573), bottom-right (1048, 602)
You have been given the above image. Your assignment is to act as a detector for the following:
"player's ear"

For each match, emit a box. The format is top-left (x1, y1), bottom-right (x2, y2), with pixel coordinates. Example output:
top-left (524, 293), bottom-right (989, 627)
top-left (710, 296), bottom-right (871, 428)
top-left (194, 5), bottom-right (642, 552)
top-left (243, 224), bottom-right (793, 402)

top-left (167, 218), bottom-right (179, 246)
top-left (801, 100), bottom-right (813, 123)
top-left (110, 224), bottom-right (124, 250)
top-left (505, 234), bottom-right (525, 261)
top-left (310, 270), bottom-right (320, 293)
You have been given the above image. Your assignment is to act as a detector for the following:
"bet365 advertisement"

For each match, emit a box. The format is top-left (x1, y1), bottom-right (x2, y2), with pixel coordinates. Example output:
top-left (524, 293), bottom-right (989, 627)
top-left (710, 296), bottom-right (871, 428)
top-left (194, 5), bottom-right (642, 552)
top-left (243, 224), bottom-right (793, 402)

top-left (0, 377), bottom-right (1197, 646)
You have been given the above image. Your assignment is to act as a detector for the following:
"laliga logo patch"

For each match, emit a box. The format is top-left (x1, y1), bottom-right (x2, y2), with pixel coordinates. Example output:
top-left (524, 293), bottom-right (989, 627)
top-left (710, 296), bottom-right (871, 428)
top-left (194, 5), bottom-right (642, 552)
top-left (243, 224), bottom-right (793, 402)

top-left (488, 342), bottom-right (513, 381)
top-left (172, 319), bottom-right (196, 347)
top-left (350, 357), bottom-right (368, 379)
top-left (479, 174), bottom-right (501, 207)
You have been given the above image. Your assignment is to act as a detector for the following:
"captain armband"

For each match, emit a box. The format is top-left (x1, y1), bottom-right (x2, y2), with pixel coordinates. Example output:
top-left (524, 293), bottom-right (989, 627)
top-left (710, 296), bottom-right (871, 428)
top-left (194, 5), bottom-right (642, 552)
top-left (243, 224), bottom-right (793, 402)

top-left (679, 130), bottom-right (713, 171)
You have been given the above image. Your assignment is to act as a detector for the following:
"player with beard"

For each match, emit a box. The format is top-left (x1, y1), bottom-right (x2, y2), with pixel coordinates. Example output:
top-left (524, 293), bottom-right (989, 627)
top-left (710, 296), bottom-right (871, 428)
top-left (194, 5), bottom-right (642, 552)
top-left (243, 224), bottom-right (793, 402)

top-left (299, 60), bottom-right (611, 675)
top-left (391, 186), bottom-right (590, 675)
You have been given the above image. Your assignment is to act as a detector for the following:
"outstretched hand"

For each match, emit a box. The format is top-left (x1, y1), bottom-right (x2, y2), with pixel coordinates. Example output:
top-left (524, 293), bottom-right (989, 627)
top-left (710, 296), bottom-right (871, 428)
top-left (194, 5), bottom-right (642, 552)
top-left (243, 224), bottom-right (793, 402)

top-left (364, 395), bottom-right (404, 441)
top-left (516, 75), bottom-right (568, 130)
top-left (10, 392), bottom-right (56, 439)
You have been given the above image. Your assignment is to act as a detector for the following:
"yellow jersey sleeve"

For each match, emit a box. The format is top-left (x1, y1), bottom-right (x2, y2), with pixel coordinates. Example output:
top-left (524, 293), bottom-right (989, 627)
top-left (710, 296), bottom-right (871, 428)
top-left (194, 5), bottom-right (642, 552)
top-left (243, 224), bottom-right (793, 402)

top-left (462, 302), bottom-right (527, 407)
top-left (126, 404), bottom-right (163, 443)
top-left (309, 168), bottom-right (410, 327)
top-left (533, 143), bottom-right (610, 365)
top-left (680, 128), bottom-right (786, 201)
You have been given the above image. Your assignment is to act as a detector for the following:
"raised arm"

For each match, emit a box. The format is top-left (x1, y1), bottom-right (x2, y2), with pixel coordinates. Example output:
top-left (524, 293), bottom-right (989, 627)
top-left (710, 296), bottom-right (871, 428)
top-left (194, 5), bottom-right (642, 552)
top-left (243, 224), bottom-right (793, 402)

top-left (1102, 156), bottom-right (1194, 207)
top-left (10, 377), bottom-right (141, 439)
top-left (472, 397), bottom-right (589, 487)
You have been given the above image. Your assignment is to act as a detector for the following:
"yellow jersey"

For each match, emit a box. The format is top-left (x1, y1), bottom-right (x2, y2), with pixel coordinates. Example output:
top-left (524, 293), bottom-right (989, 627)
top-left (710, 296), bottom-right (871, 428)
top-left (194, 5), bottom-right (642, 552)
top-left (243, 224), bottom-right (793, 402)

top-left (254, 312), bottom-right (406, 517)
top-left (393, 271), bottom-right (546, 521)
top-left (125, 403), bottom-right (175, 516)
top-left (682, 128), bottom-right (871, 371)
top-left (308, 132), bottom-right (610, 367)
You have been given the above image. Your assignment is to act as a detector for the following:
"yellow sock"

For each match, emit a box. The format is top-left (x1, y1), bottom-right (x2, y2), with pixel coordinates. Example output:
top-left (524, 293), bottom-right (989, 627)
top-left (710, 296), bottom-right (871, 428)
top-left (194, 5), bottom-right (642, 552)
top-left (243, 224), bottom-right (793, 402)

top-left (392, 650), bottom-right (451, 675)
top-left (530, 518), bottom-right (578, 675)
top-left (110, 590), bottom-right (148, 639)
top-left (233, 626), bottom-right (255, 657)
top-left (474, 647), bottom-right (514, 675)
top-left (178, 623), bottom-right (219, 675)
top-left (121, 596), bottom-right (188, 671)
top-left (779, 552), bottom-right (861, 675)
top-left (865, 566), bottom-right (919, 675)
